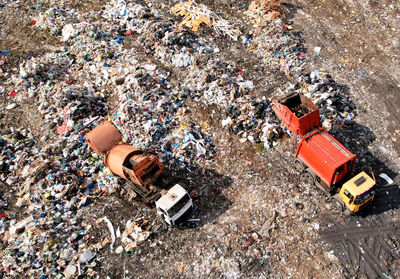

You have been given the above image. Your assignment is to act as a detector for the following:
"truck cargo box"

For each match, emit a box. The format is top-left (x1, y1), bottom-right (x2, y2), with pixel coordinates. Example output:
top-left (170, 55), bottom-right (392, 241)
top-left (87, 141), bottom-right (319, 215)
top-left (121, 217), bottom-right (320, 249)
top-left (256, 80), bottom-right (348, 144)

top-left (272, 93), bottom-right (321, 137)
top-left (296, 128), bottom-right (356, 188)
top-left (85, 121), bottom-right (164, 187)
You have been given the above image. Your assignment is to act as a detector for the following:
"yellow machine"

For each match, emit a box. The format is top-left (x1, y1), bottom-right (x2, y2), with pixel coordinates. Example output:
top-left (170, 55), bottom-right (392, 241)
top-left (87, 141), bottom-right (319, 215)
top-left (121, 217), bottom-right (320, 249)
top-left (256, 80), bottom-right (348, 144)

top-left (338, 171), bottom-right (376, 213)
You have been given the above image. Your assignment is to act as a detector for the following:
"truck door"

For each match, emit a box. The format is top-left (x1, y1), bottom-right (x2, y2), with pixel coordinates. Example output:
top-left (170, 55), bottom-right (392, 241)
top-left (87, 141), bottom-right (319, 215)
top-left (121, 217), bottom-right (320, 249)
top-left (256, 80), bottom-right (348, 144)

top-left (341, 188), bottom-right (355, 211)
top-left (157, 207), bottom-right (171, 225)
top-left (333, 165), bottom-right (346, 184)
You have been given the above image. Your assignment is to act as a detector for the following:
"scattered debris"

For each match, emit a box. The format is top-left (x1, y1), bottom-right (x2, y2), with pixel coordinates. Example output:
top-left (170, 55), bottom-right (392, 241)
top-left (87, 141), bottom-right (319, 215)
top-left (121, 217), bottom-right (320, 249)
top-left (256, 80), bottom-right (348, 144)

top-left (172, 1), bottom-right (241, 40)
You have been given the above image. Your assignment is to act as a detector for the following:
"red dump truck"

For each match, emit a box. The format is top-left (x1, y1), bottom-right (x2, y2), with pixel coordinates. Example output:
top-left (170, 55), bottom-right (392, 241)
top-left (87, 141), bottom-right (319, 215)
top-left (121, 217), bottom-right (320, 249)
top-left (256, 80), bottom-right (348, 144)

top-left (85, 121), bottom-right (193, 225)
top-left (272, 93), bottom-right (376, 213)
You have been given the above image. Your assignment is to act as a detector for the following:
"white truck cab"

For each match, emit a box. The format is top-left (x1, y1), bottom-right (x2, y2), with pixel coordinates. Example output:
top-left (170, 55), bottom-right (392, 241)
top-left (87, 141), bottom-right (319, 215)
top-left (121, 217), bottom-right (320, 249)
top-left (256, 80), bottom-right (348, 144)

top-left (155, 184), bottom-right (193, 226)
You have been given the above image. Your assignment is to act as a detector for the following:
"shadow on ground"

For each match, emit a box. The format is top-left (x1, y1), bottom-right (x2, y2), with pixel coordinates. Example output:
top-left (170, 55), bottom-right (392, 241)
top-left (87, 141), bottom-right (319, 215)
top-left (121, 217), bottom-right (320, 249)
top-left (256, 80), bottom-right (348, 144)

top-left (332, 121), bottom-right (399, 215)
top-left (167, 165), bottom-right (234, 229)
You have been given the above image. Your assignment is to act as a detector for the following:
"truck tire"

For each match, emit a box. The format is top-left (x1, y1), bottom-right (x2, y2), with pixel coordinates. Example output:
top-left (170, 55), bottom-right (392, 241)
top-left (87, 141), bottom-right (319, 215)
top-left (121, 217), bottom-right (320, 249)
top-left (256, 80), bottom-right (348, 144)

top-left (294, 158), bottom-right (305, 173)
top-left (333, 195), bottom-right (345, 211)
top-left (301, 170), bottom-right (315, 185)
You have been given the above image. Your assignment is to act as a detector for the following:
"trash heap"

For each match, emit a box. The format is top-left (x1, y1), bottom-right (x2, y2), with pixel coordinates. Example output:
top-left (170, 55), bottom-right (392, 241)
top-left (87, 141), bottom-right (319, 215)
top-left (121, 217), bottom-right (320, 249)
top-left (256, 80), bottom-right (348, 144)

top-left (172, 1), bottom-right (241, 40)
top-left (1, 6), bottom-right (222, 277)
top-left (181, 59), bottom-right (287, 148)
top-left (159, 124), bottom-right (216, 167)
top-left (1, 202), bottom-right (99, 278)
top-left (119, 218), bottom-right (158, 252)
top-left (0, 189), bottom-right (9, 237)
top-left (0, 0), bottom-right (364, 277)
top-left (245, 0), bottom-right (307, 75)
top-left (152, 24), bottom-right (215, 68)
top-left (244, 0), bottom-right (281, 24)
top-left (0, 128), bottom-right (38, 184)
top-left (33, 7), bottom-right (78, 37)
top-left (296, 70), bottom-right (357, 130)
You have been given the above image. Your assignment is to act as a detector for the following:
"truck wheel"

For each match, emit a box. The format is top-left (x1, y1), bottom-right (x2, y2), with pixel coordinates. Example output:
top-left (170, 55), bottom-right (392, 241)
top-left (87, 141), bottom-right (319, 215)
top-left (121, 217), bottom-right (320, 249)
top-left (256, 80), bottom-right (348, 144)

top-left (333, 198), bottom-right (345, 212)
top-left (294, 159), bottom-right (305, 173)
top-left (301, 170), bottom-right (315, 185)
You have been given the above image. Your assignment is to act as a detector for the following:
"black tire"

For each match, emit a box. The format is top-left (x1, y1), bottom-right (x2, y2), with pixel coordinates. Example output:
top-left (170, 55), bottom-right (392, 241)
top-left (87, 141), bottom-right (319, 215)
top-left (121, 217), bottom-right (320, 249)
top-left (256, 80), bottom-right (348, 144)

top-left (301, 170), bottom-right (315, 185)
top-left (294, 159), bottom-right (305, 173)
top-left (333, 198), bottom-right (345, 212)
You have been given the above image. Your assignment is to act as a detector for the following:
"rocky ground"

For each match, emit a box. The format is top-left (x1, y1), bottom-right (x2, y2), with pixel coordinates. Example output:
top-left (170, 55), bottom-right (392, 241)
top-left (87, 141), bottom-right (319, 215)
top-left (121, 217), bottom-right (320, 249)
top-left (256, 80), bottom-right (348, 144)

top-left (0, 0), bottom-right (399, 278)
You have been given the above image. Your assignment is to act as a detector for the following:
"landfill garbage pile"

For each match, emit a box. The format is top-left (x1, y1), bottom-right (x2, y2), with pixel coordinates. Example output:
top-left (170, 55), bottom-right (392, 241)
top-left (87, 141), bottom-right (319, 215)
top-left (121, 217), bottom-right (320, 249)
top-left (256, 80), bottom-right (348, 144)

top-left (0, 189), bottom-right (10, 237)
top-left (0, 126), bottom-right (158, 278)
top-left (1, 200), bottom-right (98, 278)
top-left (2, 0), bottom-right (395, 278)
top-left (111, 63), bottom-right (218, 167)
top-left (33, 7), bottom-right (79, 38)
top-left (296, 70), bottom-right (357, 130)
top-left (152, 24), bottom-right (215, 68)
top-left (180, 58), bottom-right (288, 148)
top-left (0, 128), bottom-right (38, 183)
top-left (245, 0), bottom-right (307, 75)
top-left (171, 1), bottom-right (241, 40)
top-left (0, 3), bottom-right (224, 276)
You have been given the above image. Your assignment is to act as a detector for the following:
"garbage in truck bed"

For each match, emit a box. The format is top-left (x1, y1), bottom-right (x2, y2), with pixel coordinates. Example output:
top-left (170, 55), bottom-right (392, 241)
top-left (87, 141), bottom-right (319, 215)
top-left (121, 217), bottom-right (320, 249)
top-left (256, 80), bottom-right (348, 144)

top-left (272, 92), bottom-right (321, 137)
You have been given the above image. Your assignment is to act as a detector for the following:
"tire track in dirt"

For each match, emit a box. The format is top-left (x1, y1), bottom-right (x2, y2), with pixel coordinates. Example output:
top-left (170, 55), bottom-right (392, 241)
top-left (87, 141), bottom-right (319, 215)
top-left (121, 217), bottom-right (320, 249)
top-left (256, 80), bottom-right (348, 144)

top-left (320, 215), bottom-right (400, 278)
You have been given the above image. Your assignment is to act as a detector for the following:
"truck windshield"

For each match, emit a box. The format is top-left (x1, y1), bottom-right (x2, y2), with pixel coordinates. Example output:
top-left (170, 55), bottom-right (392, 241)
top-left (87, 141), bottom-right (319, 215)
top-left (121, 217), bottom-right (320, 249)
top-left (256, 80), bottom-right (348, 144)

top-left (167, 194), bottom-right (191, 217)
top-left (354, 189), bottom-right (375, 205)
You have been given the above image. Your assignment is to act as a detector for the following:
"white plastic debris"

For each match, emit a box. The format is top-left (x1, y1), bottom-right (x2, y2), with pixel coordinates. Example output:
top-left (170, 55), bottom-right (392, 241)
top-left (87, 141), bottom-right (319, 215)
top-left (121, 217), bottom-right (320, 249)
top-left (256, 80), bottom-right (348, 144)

top-left (62, 24), bottom-right (77, 41)
top-left (103, 216), bottom-right (116, 251)
top-left (142, 64), bottom-right (157, 71)
top-left (79, 249), bottom-right (95, 263)
top-left (64, 265), bottom-right (77, 277)
top-left (237, 81), bottom-right (254, 90)
top-left (379, 173), bottom-right (394, 185)
top-left (6, 103), bottom-right (17, 110)
top-left (115, 246), bottom-right (123, 254)
top-left (221, 117), bottom-right (232, 127)
top-left (314, 46), bottom-right (322, 55)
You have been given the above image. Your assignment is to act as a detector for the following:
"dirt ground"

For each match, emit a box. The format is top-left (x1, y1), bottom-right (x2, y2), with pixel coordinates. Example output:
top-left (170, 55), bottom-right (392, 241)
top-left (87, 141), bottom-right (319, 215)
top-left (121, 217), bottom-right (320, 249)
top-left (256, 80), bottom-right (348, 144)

top-left (1, 0), bottom-right (400, 278)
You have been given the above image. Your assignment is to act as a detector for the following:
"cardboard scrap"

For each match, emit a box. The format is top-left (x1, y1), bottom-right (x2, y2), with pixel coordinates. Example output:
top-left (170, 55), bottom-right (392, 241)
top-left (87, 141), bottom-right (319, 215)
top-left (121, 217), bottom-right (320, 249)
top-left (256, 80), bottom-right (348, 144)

top-left (172, 1), bottom-right (240, 40)
top-left (245, 0), bottom-right (281, 24)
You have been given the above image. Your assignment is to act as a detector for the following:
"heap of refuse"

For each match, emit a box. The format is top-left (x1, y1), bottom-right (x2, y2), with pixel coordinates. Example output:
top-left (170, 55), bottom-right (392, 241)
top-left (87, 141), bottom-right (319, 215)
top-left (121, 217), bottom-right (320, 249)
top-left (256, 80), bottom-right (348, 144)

top-left (172, 1), bottom-right (241, 40)
top-left (246, 1), bottom-right (307, 75)
top-left (0, 128), bottom-right (39, 184)
top-left (0, 189), bottom-right (9, 237)
top-left (296, 70), bottom-right (357, 130)
top-left (1, 200), bottom-right (98, 278)
top-left (180, 57), bottom-right (287, 148)
top-left (0, 0), bottom-right (364, 278)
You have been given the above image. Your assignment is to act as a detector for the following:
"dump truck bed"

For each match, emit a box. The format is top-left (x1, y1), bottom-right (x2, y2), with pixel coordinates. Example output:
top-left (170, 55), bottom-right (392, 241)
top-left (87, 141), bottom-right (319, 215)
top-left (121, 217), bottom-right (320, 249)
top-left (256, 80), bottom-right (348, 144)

top-left (272, 93), bottom-right (321, 137)
top-left (296, 128), bottom-right (356, 187)
top-left (85, 121), bottom-right (164, 188)
top-left (85, 121), bottom-right (123, 154)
